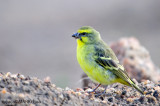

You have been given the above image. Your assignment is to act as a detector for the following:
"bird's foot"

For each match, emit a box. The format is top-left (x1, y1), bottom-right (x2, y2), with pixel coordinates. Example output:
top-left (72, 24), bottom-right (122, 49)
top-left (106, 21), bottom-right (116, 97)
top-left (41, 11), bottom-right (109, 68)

top-left (87, 90), bottom-right (95, 94)
top-left (87, 84), bottom-right (101, 94)
top-left (95, 91), bottom-right (106, 97)
top-left (95, 86), bottom-right (107, 97)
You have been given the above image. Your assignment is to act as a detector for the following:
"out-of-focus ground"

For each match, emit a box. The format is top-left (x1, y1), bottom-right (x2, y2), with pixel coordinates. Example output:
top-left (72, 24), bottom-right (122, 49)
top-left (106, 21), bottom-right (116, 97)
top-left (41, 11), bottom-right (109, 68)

top-left (0, 0), bottom-right (160, 88)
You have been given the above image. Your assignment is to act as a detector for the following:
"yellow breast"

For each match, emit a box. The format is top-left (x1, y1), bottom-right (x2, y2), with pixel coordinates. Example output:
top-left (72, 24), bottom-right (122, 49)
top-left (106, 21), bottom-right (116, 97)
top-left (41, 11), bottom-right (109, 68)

top-left (77, 39), bottom-right (93, 73)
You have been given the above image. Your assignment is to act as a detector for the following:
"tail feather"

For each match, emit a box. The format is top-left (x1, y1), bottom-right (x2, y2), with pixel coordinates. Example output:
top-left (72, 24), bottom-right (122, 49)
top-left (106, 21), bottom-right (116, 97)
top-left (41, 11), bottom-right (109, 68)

top-left (119, 79), bottom-right (144, 94)
top-left (130, 81), bottom-right (144, 95)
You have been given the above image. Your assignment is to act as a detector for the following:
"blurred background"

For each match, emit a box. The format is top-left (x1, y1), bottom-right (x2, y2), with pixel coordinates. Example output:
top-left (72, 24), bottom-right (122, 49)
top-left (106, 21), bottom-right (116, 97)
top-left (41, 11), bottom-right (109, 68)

top-left (0, 0), bottom-right (160, 88)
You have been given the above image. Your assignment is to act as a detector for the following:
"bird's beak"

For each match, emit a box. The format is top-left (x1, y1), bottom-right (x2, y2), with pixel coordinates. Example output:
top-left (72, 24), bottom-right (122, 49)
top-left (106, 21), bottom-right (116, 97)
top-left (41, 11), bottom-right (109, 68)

top-left (72, 33), bottom-right (80, 39)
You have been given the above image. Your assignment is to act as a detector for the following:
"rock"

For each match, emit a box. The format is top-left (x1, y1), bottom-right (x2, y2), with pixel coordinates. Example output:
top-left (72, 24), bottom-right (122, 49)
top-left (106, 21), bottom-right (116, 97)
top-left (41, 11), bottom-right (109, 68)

top-left (110, 37), bottom-right (160, 82)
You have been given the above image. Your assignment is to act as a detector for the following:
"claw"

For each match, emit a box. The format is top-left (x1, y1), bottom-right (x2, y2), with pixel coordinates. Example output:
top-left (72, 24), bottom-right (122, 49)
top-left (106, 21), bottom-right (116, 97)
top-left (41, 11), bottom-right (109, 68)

top-left (95, 86), bottom-right (107, 97)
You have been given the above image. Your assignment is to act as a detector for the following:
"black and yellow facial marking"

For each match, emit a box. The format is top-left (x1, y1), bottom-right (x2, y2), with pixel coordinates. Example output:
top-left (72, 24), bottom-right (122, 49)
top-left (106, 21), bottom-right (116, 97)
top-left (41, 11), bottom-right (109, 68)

top-left (72, 29), bottom-right (91, 41)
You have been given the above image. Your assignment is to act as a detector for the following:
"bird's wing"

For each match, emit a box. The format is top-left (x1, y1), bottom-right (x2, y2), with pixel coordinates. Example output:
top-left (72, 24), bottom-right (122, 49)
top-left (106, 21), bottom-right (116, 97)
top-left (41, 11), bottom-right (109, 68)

top-left (94, 47), bottom-right (134, 84)
top-left (94, 49), bottom-right (144, 94)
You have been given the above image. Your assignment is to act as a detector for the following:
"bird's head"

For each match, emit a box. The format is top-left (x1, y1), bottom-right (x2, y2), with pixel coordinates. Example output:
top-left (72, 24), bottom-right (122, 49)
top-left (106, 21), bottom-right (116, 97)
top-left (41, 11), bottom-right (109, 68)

top-left (72, 26), bottom-right (101, 44)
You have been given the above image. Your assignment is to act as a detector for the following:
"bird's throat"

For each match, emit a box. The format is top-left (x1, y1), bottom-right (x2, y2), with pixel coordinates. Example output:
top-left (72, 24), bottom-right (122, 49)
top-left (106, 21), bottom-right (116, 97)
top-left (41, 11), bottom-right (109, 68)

top-left (77, 39), bottom-right (85, 47)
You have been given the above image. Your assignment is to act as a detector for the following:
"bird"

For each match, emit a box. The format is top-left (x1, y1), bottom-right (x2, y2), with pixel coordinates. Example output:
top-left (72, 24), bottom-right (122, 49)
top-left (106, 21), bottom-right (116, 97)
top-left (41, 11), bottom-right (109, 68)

top-left (72, 26), bottom-right (144, 95)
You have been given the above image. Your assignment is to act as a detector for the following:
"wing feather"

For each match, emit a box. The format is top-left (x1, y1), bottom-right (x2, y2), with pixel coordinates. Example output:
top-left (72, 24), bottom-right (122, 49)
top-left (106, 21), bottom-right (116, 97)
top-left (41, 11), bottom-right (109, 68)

top-left (94, 46), bottom-right (134, 85)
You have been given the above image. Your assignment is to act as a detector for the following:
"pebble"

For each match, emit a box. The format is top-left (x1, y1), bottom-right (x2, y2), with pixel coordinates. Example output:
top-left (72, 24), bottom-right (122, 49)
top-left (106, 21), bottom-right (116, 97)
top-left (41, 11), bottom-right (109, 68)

top-left (126, 98), bottom-right (134, 103)
top-left (153, 90), bottom-right (159, 98)
top-left (122, 91), bottom-right (127, 95)
top-left (44, 76), bottom-right (51, 83)
top-left (108, 97), bottom-right (113, 102)
top-left (19, 93), bottom-right (25, 98)
top-left (154, 86), bottom-right (160, 91)
top-left (1, 88), bottom-right (7, 94)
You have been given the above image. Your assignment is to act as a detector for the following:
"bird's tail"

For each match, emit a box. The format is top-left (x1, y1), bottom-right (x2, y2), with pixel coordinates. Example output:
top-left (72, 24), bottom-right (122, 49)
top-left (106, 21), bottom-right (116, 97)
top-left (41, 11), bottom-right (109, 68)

top-left (130, 81), bottom-right (144, 95)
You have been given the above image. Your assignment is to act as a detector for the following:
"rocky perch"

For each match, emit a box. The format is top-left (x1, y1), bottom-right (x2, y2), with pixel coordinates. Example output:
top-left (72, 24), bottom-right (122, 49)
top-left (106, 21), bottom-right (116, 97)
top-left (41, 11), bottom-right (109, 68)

top-left (0, 72), bottom-right (159, 106)
top-left (0, 37), bottom-right (160, 106)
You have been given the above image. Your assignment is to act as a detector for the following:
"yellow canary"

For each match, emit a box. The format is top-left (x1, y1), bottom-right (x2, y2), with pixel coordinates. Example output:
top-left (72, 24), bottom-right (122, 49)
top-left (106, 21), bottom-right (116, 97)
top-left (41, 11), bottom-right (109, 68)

top-left (72, 26), bottom-right (143, 94)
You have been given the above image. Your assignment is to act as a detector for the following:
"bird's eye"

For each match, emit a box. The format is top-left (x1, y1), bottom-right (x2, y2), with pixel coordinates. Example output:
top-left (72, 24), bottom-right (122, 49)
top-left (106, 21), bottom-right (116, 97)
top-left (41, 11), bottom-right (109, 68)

top-left (81, 32), bottom-right (86, 35)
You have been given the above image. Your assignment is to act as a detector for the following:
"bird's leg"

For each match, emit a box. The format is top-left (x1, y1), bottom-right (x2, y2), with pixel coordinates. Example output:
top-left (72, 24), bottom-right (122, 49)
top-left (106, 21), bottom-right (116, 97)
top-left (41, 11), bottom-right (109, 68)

top-left (95, 86), bottom-right (107, 97)
top-left (88, 83), bottom-right (101, 94)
